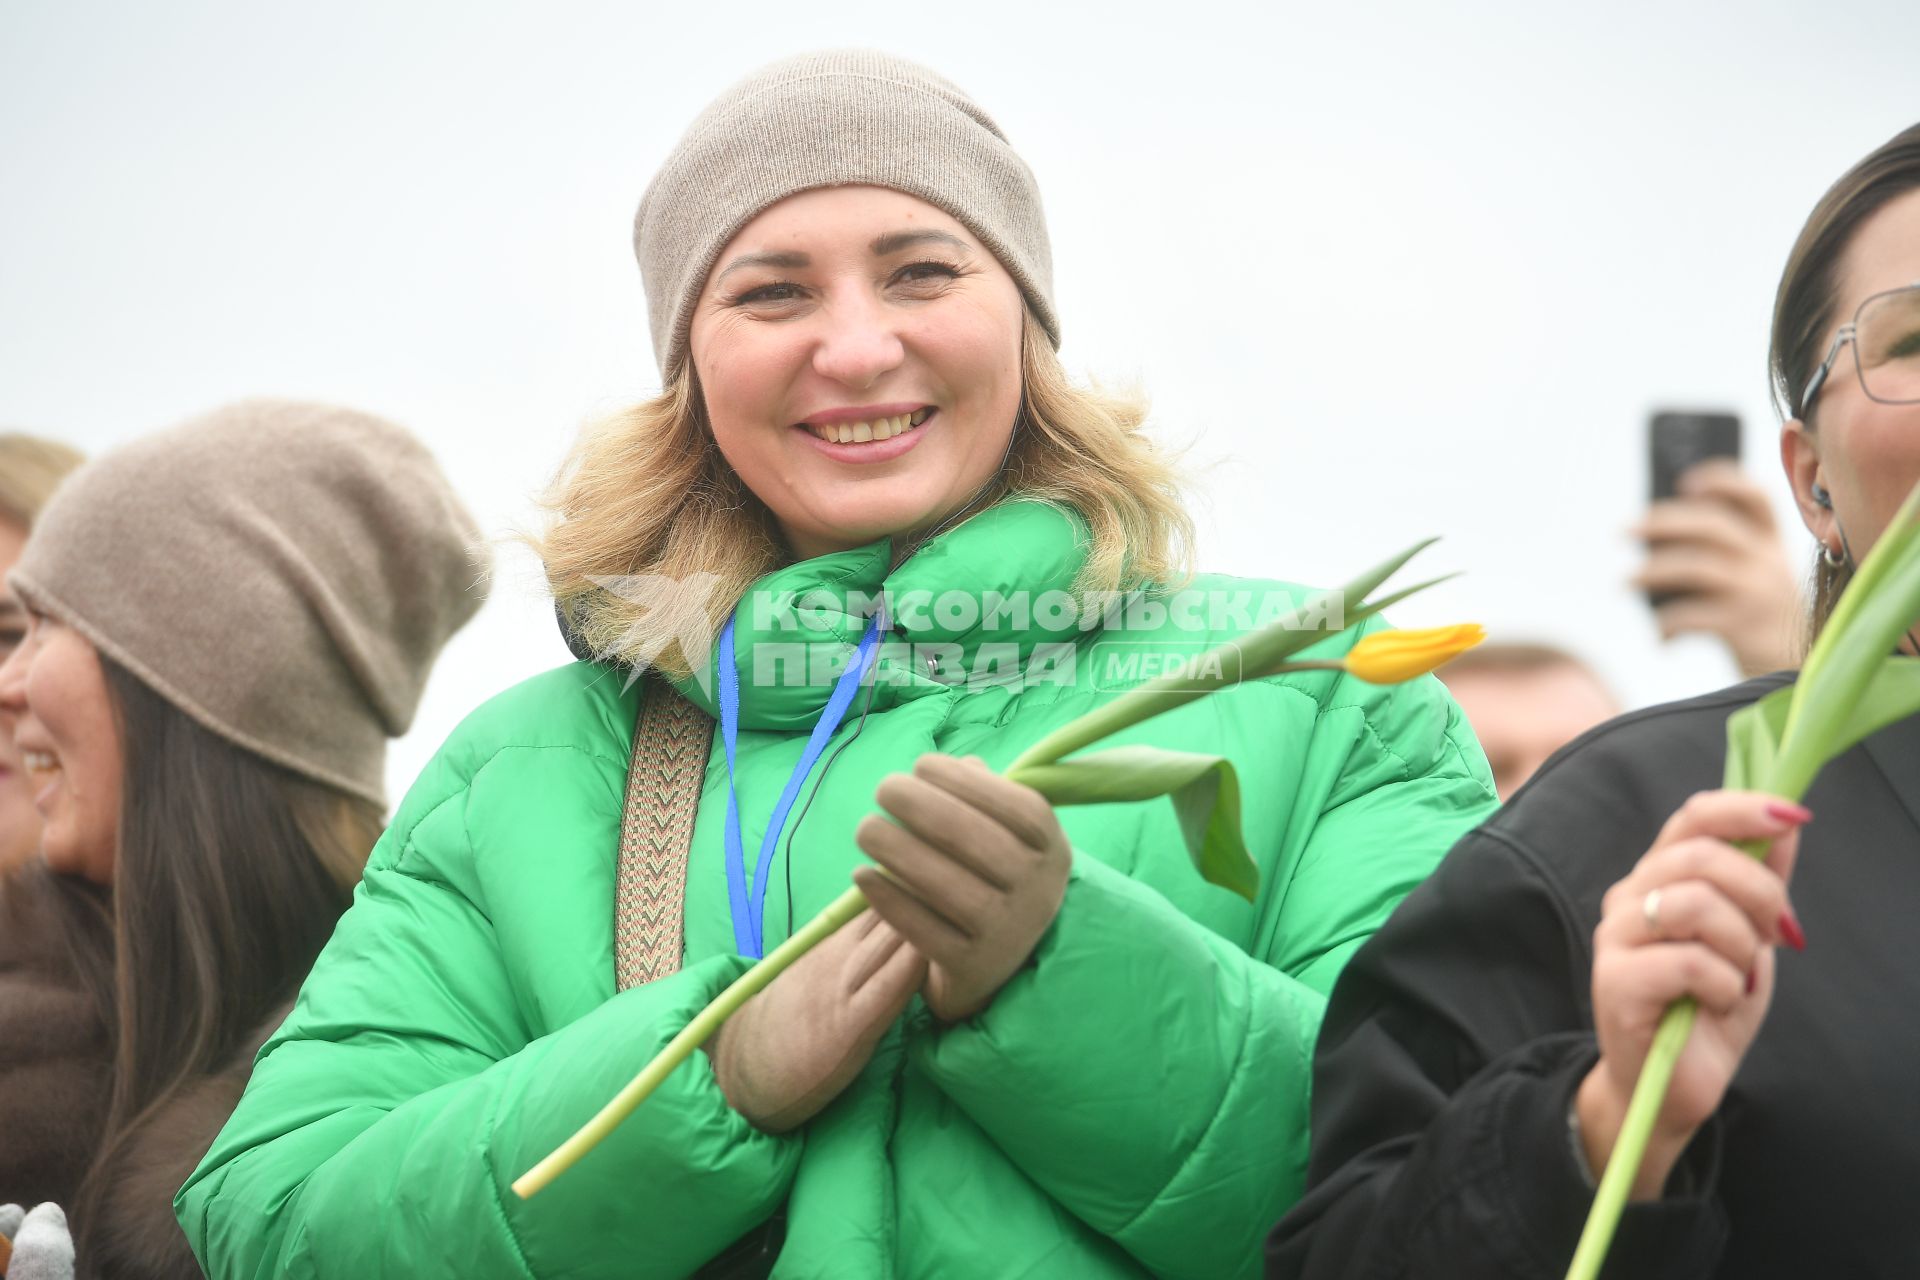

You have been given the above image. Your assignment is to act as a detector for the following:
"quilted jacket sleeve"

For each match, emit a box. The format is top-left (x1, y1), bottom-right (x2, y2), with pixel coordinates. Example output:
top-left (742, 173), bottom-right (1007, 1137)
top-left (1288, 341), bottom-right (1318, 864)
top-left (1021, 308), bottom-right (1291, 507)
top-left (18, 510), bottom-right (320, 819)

top-left (914, 664), bottom-right (1497, 1280)
top-left (175, 735), bottom-right (799, 1280)
top-left (1269, 688), bottom-right (1757, 1279)
top-left (1267, 836), bottom-right (1727, 1280)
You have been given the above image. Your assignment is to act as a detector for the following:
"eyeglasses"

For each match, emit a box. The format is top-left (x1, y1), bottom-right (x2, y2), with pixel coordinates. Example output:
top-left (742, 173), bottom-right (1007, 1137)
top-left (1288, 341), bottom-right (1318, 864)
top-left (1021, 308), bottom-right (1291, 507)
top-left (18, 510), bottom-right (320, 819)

top-left (1799, 281), bottom-right (1920, 419)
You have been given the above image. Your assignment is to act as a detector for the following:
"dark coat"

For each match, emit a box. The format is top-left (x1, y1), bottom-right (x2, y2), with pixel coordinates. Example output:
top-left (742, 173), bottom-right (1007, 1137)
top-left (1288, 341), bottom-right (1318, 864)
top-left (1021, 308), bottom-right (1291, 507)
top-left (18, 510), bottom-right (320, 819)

top-left (1269, 675), bottom-right (1920, 1278)
top-left (1, 868), bottom-right (285, 1279)
top-left (0, 866), bottom-right (110, 1211)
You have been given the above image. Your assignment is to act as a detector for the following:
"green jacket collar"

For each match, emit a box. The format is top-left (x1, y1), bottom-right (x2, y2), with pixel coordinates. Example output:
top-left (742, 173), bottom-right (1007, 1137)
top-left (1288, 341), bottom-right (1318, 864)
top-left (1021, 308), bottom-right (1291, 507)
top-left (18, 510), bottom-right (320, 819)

top-left (673, 499), bottom-right (1090, 731)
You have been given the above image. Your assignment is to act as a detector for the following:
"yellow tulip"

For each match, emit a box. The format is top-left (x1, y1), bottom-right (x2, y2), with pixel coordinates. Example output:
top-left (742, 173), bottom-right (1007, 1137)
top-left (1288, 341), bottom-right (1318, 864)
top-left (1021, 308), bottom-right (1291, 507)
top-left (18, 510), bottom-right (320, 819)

top-left (1343, 624), bottom-right (1485, 684)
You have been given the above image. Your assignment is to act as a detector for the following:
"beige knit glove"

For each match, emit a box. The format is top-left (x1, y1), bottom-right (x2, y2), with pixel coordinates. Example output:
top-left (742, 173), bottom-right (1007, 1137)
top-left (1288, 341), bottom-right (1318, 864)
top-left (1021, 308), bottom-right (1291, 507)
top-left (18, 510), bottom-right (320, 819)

top-left (704, 909), bottom-right (925, 1133)
top-left (854, 755), bottom-right (1072, 1023)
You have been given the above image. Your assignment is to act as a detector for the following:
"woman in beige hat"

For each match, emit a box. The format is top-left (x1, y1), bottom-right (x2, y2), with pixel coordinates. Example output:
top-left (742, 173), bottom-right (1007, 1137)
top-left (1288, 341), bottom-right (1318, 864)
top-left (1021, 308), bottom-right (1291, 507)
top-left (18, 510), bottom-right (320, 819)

top-left (183, 52), bottom-right (1493, 1279)
top-left (0, 432), bottom-right (84, 874)
top-left (0, 399), bottom-right (485, 1278)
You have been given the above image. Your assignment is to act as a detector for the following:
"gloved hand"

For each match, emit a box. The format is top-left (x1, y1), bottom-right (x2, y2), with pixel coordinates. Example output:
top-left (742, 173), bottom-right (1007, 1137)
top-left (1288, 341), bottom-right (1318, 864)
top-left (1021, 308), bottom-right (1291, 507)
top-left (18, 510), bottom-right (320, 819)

top-left (704, 908), bottom-right (925, 1133)
top-left (0, 1202), bottom-right (77, 1280)
top-left (854, 754), bottom-right (1072, 1022)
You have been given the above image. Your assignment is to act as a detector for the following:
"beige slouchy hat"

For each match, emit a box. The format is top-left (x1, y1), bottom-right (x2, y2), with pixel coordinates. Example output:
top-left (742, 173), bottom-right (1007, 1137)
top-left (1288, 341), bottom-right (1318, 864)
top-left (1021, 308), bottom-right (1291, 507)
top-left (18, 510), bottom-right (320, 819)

top-left (634, 48), bottom-right (1059, 380)
top-left (9, 399), bottom-right (488, 807)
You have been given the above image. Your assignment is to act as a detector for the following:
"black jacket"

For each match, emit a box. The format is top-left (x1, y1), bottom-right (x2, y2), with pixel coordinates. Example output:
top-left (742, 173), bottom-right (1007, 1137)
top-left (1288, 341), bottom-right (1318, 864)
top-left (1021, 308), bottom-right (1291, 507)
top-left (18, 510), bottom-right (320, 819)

top-left (1269, 675), bottom-right (1920, 1278)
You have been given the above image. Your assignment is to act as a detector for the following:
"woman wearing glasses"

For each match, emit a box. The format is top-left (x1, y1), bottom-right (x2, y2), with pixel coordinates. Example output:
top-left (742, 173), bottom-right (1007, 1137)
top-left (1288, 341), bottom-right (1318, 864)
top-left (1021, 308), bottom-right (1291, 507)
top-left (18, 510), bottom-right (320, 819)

top-left (1270, 123), bottom-right (1920, 1278)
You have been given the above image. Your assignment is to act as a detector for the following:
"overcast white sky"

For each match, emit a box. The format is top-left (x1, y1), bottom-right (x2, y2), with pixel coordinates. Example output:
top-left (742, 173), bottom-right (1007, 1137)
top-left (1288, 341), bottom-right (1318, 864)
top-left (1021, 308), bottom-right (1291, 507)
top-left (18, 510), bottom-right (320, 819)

top-left (3, 0), bottom-right (1916, 799)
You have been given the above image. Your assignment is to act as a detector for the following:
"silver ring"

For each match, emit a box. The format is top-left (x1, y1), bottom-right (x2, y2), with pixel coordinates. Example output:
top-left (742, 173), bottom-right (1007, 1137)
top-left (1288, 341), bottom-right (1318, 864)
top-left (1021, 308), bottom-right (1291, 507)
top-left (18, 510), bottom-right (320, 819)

top-left (1642, 888), bottom-right (1664, 938)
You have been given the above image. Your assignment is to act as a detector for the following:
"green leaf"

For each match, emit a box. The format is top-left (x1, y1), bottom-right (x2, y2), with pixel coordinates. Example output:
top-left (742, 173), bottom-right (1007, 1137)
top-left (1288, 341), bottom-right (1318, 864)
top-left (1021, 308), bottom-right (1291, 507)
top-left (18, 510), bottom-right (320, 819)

top-left (1169, 759), bottom-right (1257, 902)
top-left (1345, 536), bottom-right (1442, 607)
top-left (1244, 573), bottom-right (1463, 680)
top-left (1726, 663), bottom-right (1920, 802)
top-left (1346, 573), bottom-right (1463, 627)
top-left (1803, 481), bottom-right (1920, 684)
top-left (1725, 686), bottom-right (1791, 792)
top-left (1834, 658), bottom-right (1920, 750)
top-left (1770, 657), bottom-right (1920, 795)
top-left (1789, 479), bottom-right (1920, 747)
top-left (1781, 549), bottom-right (1920, 798)
top-left (1012, 746), bottom-right (1259, 902)
top-left (1236, 546), bottom-right (1443, 679)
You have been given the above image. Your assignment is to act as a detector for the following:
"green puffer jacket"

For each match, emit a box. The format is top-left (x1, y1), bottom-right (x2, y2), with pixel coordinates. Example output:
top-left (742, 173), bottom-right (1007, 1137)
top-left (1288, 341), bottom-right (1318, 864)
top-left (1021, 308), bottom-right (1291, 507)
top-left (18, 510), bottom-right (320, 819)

top-left (178, 500), bottom-right (1494, 1279)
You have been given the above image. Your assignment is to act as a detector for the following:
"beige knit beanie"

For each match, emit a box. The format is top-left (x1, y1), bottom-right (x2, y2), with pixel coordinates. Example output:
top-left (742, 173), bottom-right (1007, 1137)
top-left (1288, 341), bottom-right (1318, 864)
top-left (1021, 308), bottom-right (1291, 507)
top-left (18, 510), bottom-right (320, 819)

top-left (8, 399), bottom-right (488, 807)
top-left (635, 48), bottom-right (1059, 380)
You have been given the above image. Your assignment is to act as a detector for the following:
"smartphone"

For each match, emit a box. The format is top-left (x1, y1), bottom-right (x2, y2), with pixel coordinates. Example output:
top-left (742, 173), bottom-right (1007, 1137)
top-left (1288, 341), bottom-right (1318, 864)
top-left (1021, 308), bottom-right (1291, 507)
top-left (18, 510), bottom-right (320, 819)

top-left (1646, 410), bottom-right (1742, 608)
top-left (1649, 410), bottom-right (1741, 502)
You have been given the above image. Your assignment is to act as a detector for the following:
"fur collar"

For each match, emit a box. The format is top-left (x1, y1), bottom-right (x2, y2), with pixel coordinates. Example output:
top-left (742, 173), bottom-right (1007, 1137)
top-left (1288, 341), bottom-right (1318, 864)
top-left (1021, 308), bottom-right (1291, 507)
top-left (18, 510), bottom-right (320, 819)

top-left (2, 866), bottom-right (291, 1278)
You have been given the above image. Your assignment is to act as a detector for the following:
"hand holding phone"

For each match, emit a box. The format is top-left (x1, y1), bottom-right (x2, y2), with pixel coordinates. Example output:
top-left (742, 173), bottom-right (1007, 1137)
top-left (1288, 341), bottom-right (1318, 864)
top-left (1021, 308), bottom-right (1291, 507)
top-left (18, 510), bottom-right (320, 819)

top-left (1644, 411), bottom-right (1741, 609)
top-left (1634, 409), bottom-right (1804, 676)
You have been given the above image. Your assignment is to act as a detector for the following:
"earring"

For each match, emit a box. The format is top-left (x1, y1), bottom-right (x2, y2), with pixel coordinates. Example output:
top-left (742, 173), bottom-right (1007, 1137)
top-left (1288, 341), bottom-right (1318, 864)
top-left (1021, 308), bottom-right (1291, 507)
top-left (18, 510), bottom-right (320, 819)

top-left (1823, 542), bottom-right (1847, 569)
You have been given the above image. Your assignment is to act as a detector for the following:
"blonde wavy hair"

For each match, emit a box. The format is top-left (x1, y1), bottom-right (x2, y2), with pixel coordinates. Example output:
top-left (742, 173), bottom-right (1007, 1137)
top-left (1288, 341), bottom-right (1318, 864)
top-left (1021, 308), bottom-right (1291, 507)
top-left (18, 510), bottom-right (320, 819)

top-left (538, 317), bottom-right (1193, 678)
top-left (0, 431), bottom-right (85, 529)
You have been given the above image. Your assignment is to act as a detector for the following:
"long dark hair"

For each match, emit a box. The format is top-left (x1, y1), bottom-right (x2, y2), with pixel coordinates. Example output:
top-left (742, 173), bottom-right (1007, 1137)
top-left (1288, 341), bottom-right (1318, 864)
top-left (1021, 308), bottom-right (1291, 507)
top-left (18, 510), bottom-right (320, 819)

top-left (49, 656), bottom-right (384, 1250)
top-left (1769, 123), bottom-right (1920, 640)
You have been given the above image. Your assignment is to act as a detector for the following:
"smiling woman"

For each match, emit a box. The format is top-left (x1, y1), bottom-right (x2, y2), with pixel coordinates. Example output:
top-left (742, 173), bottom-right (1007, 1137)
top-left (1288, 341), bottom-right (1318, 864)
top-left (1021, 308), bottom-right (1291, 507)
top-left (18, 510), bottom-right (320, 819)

top-left (0, 432), bottom-right (84, 873)
top-left (1269, 124), bottom-right (1920, 1280)
top-left (180, 50), bottom-right (1496, 1280)
top-left (0, 401), bottom-right (484, 1277)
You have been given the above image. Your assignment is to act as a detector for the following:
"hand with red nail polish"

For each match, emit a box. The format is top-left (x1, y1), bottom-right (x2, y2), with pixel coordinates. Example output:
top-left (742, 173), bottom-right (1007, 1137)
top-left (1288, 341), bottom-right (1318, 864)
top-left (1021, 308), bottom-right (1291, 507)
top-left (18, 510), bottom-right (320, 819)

top-left (1576, 789), bottom-right (1806, 1200)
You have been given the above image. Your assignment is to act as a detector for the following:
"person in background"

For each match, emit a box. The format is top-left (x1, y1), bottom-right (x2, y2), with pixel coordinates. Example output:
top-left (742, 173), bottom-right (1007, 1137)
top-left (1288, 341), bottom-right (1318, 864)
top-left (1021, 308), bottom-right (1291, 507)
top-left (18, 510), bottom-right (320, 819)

top-left (1439, 642), bottom-right (1620, 800)
top-left (1270, 123), bottom-right (1920, 1278)
top-left (0, 433), bottom-right (86, 873)
top-left (1633, 458), bottom-right (1806, 677)
top-left (0, 400), bottom-right (485, 1278)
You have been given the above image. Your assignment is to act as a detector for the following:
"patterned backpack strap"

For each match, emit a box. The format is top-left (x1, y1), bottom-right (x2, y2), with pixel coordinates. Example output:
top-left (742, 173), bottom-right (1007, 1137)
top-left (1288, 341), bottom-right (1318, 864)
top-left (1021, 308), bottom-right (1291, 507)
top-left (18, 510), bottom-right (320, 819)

top-left (614, 673), bottom-right (715, 992)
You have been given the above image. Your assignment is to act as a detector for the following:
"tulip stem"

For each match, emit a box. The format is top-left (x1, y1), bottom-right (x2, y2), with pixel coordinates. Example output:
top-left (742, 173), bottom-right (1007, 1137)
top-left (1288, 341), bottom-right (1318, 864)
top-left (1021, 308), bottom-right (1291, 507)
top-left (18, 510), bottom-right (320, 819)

top-left (1564, 999), bottom-right (1697, 1280)
top-left (512, 884), bottom-right (870, 1199)
top-left (1007, 665), bottom-right (1229, 774)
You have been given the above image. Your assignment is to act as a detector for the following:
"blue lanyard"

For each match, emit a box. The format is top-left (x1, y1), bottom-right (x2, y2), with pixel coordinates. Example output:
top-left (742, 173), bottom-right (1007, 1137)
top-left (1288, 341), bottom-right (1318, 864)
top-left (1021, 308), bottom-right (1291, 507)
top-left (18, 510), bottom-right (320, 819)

top-left (717, 607), bottom-right (885, 958)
